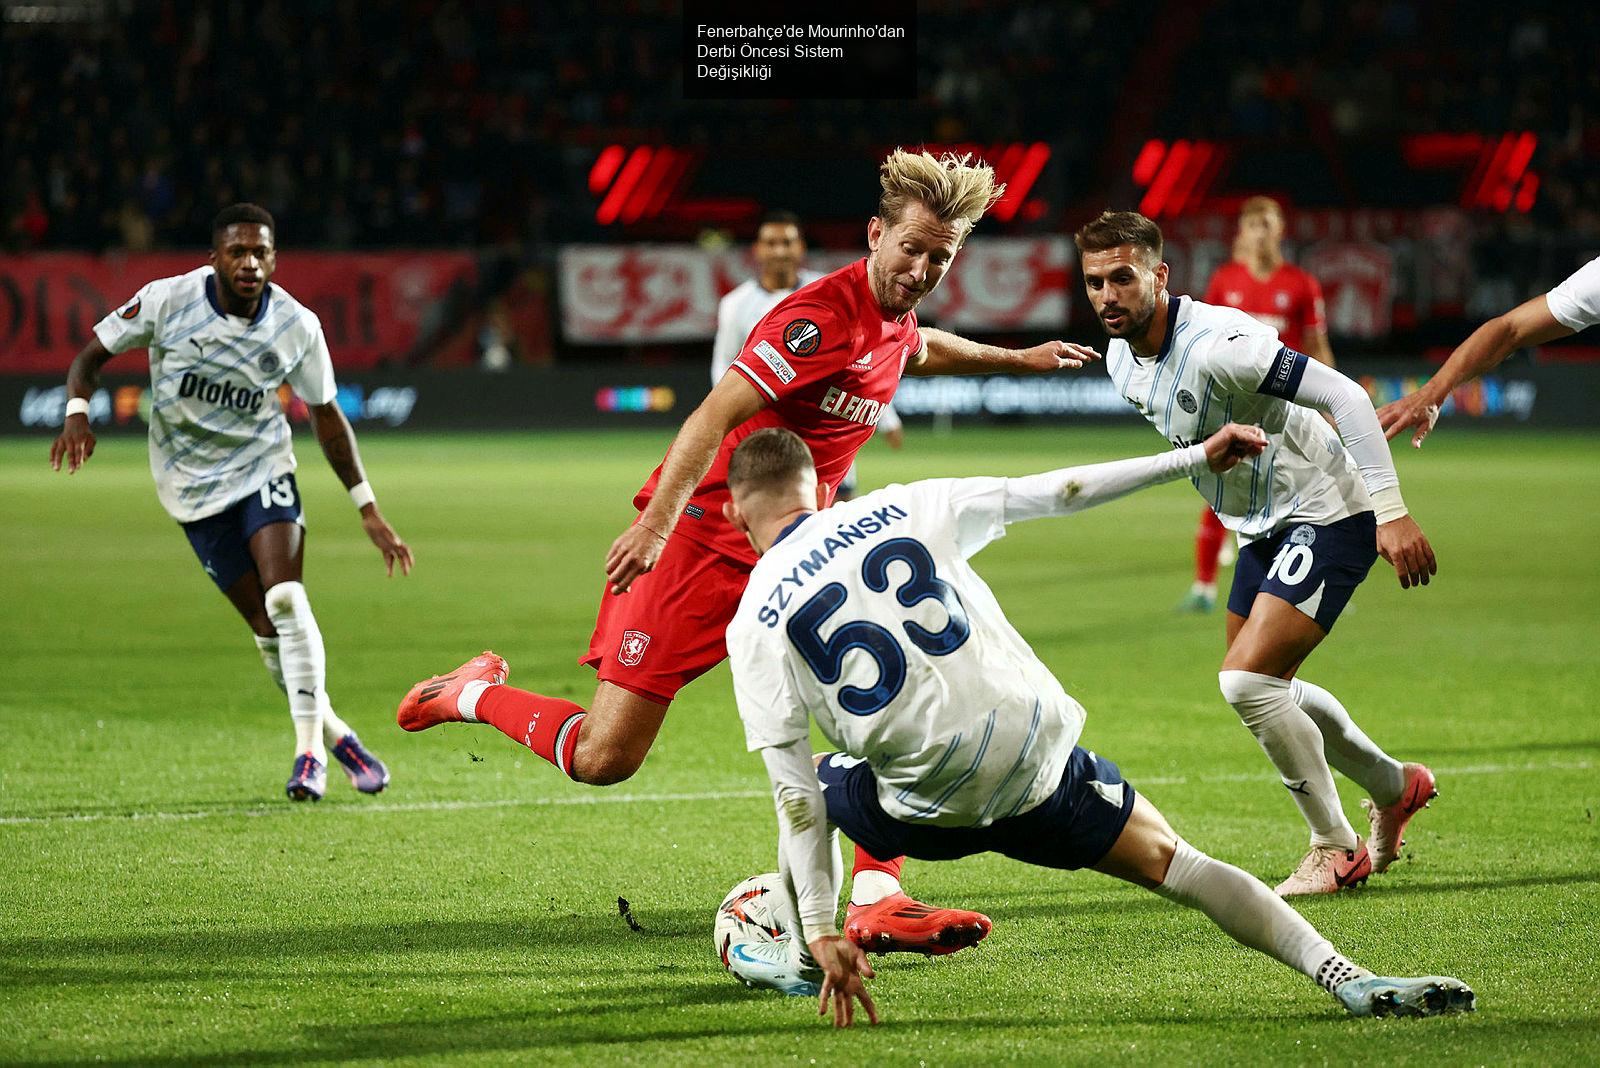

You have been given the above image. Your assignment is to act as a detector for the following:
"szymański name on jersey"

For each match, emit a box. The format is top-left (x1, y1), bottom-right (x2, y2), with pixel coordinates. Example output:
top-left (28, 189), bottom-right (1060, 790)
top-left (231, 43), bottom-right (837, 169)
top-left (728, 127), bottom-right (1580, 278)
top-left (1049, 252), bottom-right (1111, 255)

top-left (93, 266), bottom-right (338, 523)
top-left (729, 479), bottom-right (1086, 829)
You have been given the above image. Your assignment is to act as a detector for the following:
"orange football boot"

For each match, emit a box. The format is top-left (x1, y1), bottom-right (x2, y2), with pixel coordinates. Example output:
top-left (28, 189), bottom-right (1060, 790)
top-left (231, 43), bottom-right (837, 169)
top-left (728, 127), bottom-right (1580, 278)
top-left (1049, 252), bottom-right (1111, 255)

top-left (397, 651), bottom-right (508, 732)
top-left (845, 892), bottom-right (992, 955)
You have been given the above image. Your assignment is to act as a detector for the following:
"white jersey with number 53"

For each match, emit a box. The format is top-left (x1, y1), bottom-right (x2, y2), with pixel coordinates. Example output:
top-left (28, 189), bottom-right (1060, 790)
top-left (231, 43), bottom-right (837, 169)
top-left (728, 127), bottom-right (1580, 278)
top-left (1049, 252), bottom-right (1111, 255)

top-left (92, 266), bottom-right (338, 523)
top-left (729, 478), bottom-right (1086, 828)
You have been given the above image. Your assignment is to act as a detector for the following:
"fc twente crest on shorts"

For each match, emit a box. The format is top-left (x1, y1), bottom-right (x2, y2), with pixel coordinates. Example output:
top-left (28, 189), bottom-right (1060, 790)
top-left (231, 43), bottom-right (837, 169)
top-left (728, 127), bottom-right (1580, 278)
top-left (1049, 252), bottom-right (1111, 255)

top-left (618, 630), bottom-right (651, 667)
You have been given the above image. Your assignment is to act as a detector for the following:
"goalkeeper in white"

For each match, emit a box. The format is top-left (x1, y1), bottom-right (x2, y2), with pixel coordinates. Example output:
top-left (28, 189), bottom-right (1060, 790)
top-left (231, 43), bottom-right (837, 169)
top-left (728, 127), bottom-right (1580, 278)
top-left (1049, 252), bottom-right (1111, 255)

top-left (723, 425), bottom-right (1474, 1028)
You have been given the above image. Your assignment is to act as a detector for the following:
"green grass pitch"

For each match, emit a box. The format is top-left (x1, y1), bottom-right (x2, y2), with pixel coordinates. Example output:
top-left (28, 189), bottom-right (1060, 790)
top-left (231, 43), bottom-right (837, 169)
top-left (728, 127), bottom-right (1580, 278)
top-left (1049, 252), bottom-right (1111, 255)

top-left (2, 425), bottom-right (1597, 1065)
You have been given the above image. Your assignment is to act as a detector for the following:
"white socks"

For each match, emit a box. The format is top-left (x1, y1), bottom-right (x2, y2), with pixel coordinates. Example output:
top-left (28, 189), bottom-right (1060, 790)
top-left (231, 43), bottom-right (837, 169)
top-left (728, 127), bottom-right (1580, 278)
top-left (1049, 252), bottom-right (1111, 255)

top-left (1290, 679), bottom-right (1405, 807)
top-left (849, 869), bottom-right (902, 907)
top-left (318, 699), bottom-right (355, 747)
top-left (264, 581), bottom-right (328, 763)
top-left (256, 633), bottom-right (357, 751)
top-left (1156, 838), bottom-right (1370, 991)
top-left (1219, 669), bottom-right (1356, 850)
top-left (255, 635), bottom-right (287, 693)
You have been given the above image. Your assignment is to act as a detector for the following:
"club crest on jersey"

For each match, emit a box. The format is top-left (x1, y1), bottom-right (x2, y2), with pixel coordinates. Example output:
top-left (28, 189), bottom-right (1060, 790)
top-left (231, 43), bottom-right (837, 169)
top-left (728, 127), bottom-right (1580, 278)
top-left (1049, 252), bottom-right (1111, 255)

top-left (117, 297), bottom-right (141, 320)
top-left (1289, 525), bottom-right (1317, 547)
top-left (1177, 389), bottom-right (1198, 414)
top-left (1275, 291), bottom-right (1291, 309)
top-left (782, 318), bottom-right (821, 356)
top-left (259, 353), bottom-right (280, 373)
top-left (618, 630), bottom-right (650, 667)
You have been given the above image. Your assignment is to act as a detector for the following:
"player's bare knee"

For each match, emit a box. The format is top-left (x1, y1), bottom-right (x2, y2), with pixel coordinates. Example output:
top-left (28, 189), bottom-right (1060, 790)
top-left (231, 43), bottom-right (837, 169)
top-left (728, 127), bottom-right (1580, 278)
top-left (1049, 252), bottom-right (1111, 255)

top-left (568, 738), bottom-right (644, 786)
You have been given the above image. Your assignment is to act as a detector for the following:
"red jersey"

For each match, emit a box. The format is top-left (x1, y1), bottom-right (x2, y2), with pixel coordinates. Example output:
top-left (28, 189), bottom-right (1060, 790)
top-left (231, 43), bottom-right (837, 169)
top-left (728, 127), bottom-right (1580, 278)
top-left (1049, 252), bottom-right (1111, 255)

top-left (635, 258), bottom-right (921, 567)
top-left (1203, 260), bottom-right (1326, 352)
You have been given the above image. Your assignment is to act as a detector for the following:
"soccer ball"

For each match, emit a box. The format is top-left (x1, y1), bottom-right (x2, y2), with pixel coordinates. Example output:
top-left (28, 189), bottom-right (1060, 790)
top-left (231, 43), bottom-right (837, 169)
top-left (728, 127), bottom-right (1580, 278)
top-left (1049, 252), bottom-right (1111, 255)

top-left (713, 872), bottom-right (821, 997)
top-left (713, 872), bottom-right (789, 970)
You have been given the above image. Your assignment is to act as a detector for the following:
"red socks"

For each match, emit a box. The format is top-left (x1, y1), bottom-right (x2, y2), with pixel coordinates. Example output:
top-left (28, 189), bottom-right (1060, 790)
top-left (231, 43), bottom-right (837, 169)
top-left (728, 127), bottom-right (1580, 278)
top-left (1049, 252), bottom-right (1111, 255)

top-left (473, 685), bottom-right (586, 779)
top-left (1195, 506), bottom-right (1228, 585)
top-left (853, 846), bottom-right (904, 882)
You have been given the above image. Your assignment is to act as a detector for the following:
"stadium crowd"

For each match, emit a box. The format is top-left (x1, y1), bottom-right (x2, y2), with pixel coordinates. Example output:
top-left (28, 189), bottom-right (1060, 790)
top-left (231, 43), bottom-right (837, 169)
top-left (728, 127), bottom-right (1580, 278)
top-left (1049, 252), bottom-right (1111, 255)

top-left (5, 0), bottom-right (1595, 257)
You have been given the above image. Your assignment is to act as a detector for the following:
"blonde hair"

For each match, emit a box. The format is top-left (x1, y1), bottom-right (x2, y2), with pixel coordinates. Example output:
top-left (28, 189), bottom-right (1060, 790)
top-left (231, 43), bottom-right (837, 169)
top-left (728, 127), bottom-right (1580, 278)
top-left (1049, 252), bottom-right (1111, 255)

top-left (1239, 195), bottom-right (1283, 220)
top-left (878, 148), bottom-right (1004, 241)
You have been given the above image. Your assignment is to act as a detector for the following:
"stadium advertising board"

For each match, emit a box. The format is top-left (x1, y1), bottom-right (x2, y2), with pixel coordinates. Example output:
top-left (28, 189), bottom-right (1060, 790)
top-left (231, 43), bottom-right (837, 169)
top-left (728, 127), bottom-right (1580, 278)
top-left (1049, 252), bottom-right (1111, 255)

top-left (5, 359), bottom-right (1589, 434)
top-left (0, 252), bottom-right (478, 374)
top-left (558, 238), bottom-right (1072, 342)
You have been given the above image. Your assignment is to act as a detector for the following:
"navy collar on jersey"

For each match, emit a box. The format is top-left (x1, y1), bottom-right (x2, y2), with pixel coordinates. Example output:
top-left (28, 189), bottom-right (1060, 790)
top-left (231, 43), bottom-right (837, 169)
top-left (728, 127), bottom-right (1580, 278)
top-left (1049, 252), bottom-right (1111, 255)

top-left (205, 274), bottom-right (273, 325)
top-left (1155, 295), bottom-right (1185, 360)
top-left (772, 511), bottom-right (816, 547)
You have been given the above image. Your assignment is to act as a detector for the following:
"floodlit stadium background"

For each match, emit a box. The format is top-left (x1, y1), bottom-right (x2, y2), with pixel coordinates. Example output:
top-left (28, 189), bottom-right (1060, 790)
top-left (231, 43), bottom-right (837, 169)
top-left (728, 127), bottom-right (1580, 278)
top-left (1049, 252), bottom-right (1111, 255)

top-left (4, 0), bottom-right (1596, 414)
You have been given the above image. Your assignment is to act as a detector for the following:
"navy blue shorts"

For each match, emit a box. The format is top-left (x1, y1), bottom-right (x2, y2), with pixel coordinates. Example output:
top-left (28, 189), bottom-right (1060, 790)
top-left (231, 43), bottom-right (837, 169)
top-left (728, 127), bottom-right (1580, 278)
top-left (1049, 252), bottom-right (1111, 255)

top-left (817, 745), bottom-right (1136, 870)
top-left (1227, 511), bottom-right (1378, 633)
top-left (180, 473), bottom-right (303, 592)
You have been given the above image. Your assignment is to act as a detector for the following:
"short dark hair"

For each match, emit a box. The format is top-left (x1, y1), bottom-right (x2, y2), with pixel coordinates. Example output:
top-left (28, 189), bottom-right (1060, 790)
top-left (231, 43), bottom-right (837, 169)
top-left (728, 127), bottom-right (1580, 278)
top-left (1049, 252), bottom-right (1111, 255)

top-left (728, 427), bottom-right (815, 494)
top-left (1074, 210), bottom-right (1163, 262)
top-left (758, 210), bottom-right (802, 233)
top-left (212, 203), bottom-right (276, 243)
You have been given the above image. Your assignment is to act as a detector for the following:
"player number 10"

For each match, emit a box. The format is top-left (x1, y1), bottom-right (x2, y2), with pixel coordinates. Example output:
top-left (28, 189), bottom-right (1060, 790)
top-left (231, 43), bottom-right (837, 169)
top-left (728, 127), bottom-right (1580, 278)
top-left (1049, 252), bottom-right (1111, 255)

top-left (1266, 543), bottom-right (1314, 586)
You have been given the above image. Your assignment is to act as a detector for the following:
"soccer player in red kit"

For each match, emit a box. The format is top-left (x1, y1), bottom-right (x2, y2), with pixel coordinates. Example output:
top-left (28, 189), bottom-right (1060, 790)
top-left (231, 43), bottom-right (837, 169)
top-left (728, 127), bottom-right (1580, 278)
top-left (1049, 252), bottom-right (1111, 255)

top-left (399, 149), bottom-right (1100, 953)
top-left (1182, 196), bottom-right (1336, 612)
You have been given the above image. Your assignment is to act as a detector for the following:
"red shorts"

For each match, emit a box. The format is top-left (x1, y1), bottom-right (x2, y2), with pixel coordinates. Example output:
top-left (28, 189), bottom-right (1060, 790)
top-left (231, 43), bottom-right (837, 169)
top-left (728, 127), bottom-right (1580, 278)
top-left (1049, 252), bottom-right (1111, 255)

top-left (580, 531), bottom-right (753, 705)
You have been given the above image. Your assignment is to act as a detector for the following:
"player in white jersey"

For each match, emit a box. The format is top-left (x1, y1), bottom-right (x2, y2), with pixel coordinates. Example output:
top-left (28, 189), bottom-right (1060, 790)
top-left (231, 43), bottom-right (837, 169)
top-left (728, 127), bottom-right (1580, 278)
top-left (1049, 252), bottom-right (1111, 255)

top-left (1075, 210), bottom-right (1439, 895)
top-left (1378, 256), bottom-right (1600, 447)
top-left (721, 427), bottom-right (1474, 1027)
top-left (49, 204), bottom-right (413, 801)
top-left (713, 211), bottom-right (903, 500)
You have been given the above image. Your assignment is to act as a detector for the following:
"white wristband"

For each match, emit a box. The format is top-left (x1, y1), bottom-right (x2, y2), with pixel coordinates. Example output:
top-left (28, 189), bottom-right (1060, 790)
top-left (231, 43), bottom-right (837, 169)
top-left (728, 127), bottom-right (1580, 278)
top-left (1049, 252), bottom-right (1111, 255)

top-left (1369, 485), bottom-right (1408, 524)
top-left (64, 396), bottom-right (91, 420)
top-left (349, 481), bottom-right (376, 510)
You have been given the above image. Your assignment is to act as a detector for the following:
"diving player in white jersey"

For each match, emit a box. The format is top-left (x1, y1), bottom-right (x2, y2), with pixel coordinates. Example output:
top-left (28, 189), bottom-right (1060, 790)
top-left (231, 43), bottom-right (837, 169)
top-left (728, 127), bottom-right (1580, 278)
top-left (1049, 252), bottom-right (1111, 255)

top-left (1379, 256), bottom-right (1600, 447)
top-left (712, 211), bottom-right (902, 500)
top-left (50, 203), bottom-right (413, 802)
top-left (1075, 210), bottom-right (1438, 895)
top-left (721, 427), bottom-right (1474, 1027)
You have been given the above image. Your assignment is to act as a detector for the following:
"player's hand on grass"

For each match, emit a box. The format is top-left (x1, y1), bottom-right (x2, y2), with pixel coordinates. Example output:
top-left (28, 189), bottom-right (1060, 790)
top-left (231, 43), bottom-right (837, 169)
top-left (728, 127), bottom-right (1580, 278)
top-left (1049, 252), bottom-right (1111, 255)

top-left (49, 415), bottom-right (96, 474)
top-left (606, 522), bottom-right (667, 595)
top-left (1377, 515), bottom-right (1437, 589)
top-left (361, 509), bottom-right (414, 576)
top-left (1202, 423), bottom-right (1269, 473)
top-left (808, 934), bottom-right (878, 1028)
top-left (1019, 340), bottom-right (1102, 372)
top-left (1376, 390), bottom-right (1442, 449)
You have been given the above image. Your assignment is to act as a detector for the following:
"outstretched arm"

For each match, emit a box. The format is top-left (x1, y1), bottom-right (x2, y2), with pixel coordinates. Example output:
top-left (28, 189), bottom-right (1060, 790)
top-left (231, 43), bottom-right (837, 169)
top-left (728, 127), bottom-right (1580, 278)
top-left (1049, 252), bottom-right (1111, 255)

top-left (605, 371), bottom-right (765, 593)
top-left (1377, 296), bottom-right (1573, 448)
top-left (307, 401), bottom-right (413, 577)
top-left (906, 327), bottom-right (1100, 377)
top-left (1000, 424), bottom-right (1266, 524)
top-left (49, 338), bottom-right (117, 473)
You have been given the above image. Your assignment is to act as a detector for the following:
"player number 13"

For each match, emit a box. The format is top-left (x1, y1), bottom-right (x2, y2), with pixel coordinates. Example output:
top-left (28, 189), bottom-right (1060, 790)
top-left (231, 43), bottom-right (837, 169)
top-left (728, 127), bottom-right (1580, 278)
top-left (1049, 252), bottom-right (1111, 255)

top-left (786, 537), bottom-right (971, 716)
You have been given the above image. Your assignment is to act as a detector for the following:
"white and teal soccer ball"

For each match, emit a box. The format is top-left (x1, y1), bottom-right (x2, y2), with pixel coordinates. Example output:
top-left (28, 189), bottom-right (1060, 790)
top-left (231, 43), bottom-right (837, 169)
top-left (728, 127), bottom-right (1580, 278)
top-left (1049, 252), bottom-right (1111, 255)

top-left (713, 872), bottom-right (789, 968)
top-left (713, 872), bottom-right (820, 997)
